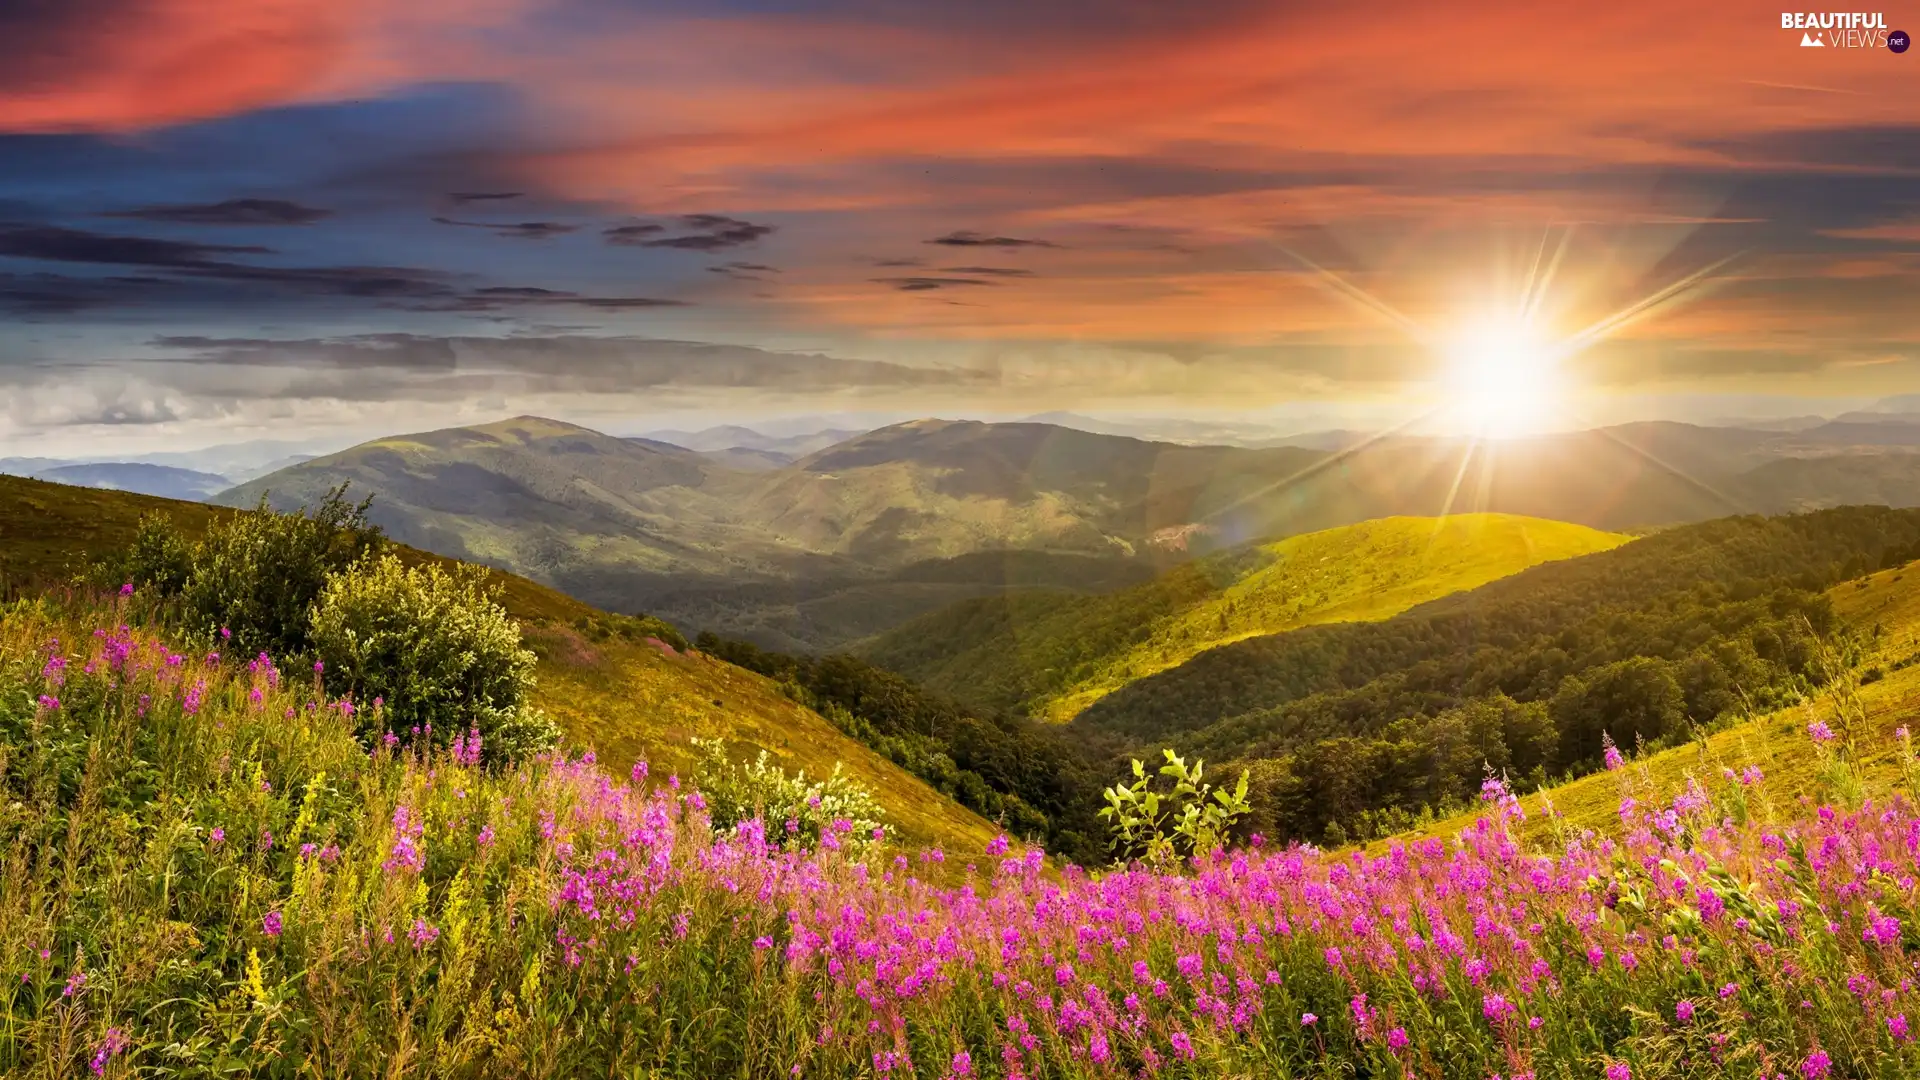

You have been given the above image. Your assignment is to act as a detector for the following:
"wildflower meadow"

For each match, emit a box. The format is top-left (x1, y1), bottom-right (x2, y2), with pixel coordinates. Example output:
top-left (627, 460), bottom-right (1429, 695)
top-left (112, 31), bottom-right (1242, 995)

top-left (5, 595), bottom-right (1920, 1079)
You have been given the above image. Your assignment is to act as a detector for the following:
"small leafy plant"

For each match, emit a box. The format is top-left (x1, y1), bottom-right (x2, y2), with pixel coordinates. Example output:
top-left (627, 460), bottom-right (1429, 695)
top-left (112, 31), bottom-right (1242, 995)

top-left (690, 737), bottom-right (887, 849)
top-left (1099, 748), bottom-right (1250, 867)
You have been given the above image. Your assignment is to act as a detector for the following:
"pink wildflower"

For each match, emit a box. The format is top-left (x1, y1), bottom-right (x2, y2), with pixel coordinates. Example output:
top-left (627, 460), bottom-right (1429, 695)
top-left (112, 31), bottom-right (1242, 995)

top-left (88, 1028), bottom-right (127, 1075)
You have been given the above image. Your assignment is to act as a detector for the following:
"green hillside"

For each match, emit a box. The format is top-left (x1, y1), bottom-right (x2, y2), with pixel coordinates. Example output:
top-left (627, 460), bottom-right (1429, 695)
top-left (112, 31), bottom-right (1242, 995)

top-left (0, 474), bottom-right (998, 853)
top-left (1097, 505), bottom-right (1920, 845)
top-left (1082, 507), bottom-right (1920, 746)
top-left (1395, 553), bottom-right (1920, 847)
top-left (863, 514), bottom-right (1629, 721)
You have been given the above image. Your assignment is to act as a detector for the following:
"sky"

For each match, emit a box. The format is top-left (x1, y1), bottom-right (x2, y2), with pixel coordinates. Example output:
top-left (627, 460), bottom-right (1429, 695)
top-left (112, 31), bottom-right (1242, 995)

top-left (1, 0), bottom-right (1916, 455)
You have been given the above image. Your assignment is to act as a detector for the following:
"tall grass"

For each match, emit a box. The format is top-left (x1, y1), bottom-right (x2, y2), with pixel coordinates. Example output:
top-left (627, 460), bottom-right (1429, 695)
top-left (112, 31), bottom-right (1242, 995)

top-left (6, 594), bottom-right (1920, 1078)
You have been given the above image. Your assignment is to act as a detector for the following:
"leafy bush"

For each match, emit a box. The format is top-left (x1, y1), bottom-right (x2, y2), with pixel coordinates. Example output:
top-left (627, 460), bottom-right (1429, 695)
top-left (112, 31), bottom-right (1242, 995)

top-left (308, 553), bottom-right (541, 760)
top-left (690, 737), bottom-right (886, 849)
top-left (179, 485), bottom-right (382, 657)
top-left (488, 704), bottom-right (565, 765)
top-left (112, 512), bottom-right (195, 594)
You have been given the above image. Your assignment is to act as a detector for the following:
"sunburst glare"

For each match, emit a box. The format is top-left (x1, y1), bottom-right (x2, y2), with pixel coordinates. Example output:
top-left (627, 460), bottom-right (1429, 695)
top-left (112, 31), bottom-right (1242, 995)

top-left (1441, 313), bottom-right (1565, 438)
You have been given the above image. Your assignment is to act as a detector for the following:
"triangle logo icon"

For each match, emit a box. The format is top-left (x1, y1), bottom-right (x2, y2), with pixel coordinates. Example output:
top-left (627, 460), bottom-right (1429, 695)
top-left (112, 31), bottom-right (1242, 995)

top-left (1801, 31), bottom-right (1825, 45)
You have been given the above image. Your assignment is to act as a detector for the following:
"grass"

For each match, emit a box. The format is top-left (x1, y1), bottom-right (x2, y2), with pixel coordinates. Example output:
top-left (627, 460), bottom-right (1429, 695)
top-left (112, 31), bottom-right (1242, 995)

top-left (10, 598), bottom-right (1920, 1078)
top-left (0, 474), bottom-right (998, 854)
top-left (526, 625), bottom-right (1000, 853)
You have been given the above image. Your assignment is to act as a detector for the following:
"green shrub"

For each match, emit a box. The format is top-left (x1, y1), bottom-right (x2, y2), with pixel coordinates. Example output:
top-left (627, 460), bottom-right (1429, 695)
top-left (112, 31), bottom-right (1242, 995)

top-left (180, 485), bottom-right (381, 657)
top-left (487, 704), bottom-right (565, 765)
top-left (690, 737), bottom-right (886, 849)
top-left (112, 512), bottom-right (195, 594)
top-left (622, 613), bottom-right (689, 652)
top-left (308, 553), bottom-right (541, 761)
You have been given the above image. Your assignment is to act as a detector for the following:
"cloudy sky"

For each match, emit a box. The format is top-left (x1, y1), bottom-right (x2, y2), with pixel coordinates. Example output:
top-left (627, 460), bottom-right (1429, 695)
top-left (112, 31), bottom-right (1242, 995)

top-left (2, 0), bottom-right (1916, 454)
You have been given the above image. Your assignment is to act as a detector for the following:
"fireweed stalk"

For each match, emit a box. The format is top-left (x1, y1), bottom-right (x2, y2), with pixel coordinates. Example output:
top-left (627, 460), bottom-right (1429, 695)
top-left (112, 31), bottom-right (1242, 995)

top-left (3, 601), bottom-right (1920, 1078)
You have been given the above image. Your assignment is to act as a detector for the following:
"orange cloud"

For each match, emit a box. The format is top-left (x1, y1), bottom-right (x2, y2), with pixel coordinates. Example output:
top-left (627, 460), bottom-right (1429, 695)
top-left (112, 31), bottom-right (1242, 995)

top-left (0, 0), bottom-right (537, 132)
top-left (527, 0), bottom-right (1913, 205)
top-left (0, 0), bottom-right (362, 131)
top-left (4, 0), bottom-right (1914, 395)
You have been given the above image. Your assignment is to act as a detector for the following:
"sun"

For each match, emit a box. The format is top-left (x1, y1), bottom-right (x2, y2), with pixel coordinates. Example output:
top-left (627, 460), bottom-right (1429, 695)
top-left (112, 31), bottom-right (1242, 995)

top-left (1440, 315), bottom-right (1564, 438)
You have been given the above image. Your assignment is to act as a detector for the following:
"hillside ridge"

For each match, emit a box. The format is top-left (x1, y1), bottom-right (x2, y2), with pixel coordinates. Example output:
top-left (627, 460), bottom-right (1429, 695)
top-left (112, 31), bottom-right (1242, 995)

top-left (862, 512), bottom-right (1628, 721)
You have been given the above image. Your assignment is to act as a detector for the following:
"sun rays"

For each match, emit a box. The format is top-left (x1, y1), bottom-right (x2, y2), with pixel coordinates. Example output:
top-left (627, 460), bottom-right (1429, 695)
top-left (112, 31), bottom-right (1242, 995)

top-left (1221, 228), bottom-right (1751, 531)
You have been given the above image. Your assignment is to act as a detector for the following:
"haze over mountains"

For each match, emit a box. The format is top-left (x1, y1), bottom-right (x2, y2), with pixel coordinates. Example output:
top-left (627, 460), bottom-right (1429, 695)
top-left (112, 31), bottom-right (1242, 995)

top-left (0, 436), bottom-right (346, 501)
top-left (185, 410), bottom-right (1920, 650)
top-left (27, 462), bottom-right (231, 501)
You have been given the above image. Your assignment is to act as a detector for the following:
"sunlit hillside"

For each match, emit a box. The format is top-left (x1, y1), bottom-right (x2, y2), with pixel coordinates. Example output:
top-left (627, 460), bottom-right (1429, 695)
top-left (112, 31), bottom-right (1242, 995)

top-left (0, 475), bottom-right (998, 853)
top-left (865, 513), bottom-right (1629, 721)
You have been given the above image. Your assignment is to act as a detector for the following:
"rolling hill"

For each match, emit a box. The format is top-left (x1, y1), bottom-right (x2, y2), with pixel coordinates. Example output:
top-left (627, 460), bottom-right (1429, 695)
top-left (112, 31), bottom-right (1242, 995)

top-left (222, 413), bottom-right (1920, 650)
top-left (861, 514), bottom-right (1630, 720)
top-left (640, 424), bottom-right (865, 456)
top-left (0, 474), bottom-right (998, 853)
top-left (1079, 506), bottom-right (1920, 751)
top-left (32, 461), bottom-right (231, 501)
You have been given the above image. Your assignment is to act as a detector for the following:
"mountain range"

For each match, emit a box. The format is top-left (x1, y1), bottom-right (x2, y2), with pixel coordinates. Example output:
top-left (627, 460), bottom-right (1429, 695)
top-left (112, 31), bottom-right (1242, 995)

top-left (639, 424), bottom-right (866, 458)
top-left (0, 435), bottom-right (340, 502)
top-left (30, 462), bottom-right (232, 501)
top-left (202, 412), bottom-right (1920, 648)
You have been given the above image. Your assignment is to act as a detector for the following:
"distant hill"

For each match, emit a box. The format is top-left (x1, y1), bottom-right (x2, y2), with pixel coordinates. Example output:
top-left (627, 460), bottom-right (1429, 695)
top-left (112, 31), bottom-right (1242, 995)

top-left (33, 462), bottom-right (231, 501)
top-left (0, 456), bottom-right (72, 476)
top-left (0, 474), bottom-right (998, 854)
top-left (861, 514), bottom-right (1628, 720)
top-left (223, 413), bottom-right (1920, 648)
top-left (694, 446), bottom-right (795, 471)
top-left (1734, 452), bottom-right (1920, 511)
top-left (130, 435), bottom-right (354, 482)
top-left (220, 416), bottom-right (1224, 643)
top-left (219, 415), bottom-right (774, 575)
top-left (641, 425), bottom-right (865, 456)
